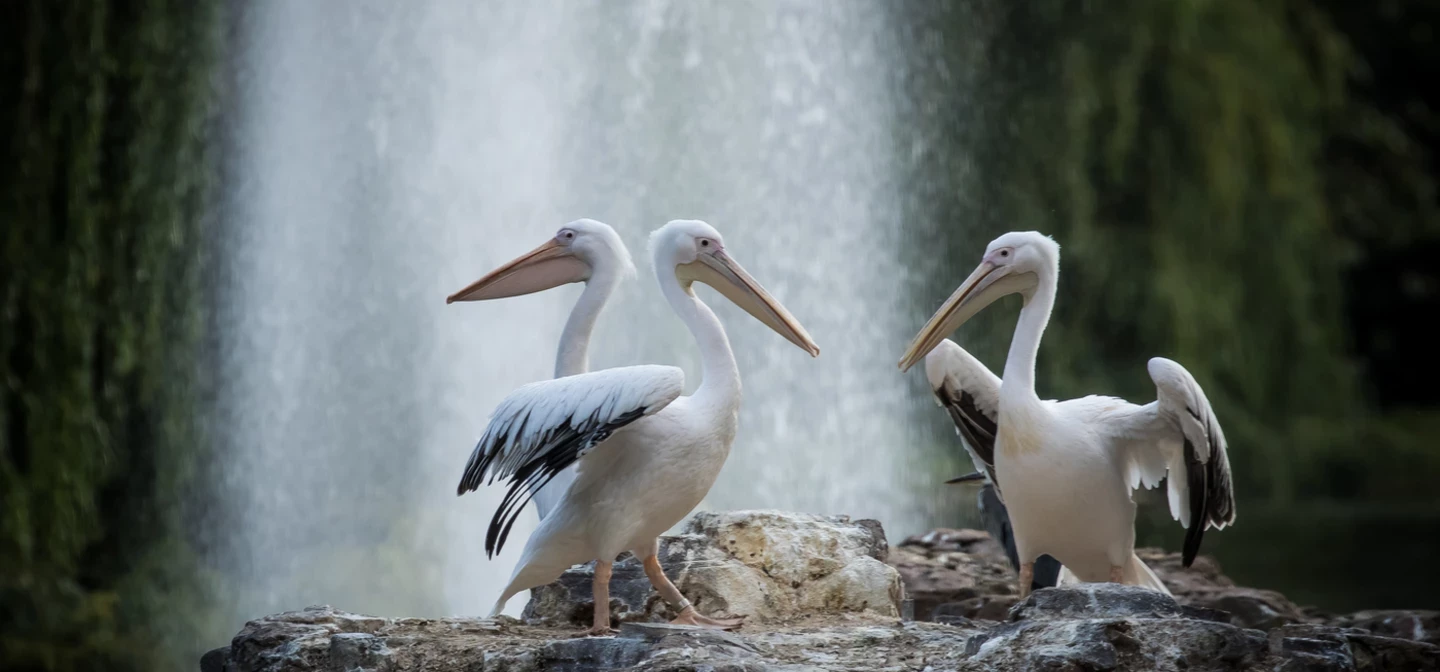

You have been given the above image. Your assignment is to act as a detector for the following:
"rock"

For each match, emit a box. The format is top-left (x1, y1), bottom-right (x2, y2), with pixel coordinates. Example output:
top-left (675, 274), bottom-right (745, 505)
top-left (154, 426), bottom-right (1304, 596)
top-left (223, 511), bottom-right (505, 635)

top-left (207, 518), bottom-right (1440, 671)
top-left (887, 531), bottom-right (1020, 621)
top-left (963, 584), bottom-right (1439, 672)
top-left (1136, 547), bottom-right (1309, 630)
top-left (200, 646), bottom-right (229, 672)
top-left (891, 533), bottom-right (1317, 632)
top-left (328, 633), bottom-right (392, 671)
top-left (1332, 610), bottom-right (1440, 647)
top-left (208, 588), bottom-right (1440, 672)
top-left (1010, 582), bottom-right (1232, 623)
top-left (524, 510), bottom-right (902, 626)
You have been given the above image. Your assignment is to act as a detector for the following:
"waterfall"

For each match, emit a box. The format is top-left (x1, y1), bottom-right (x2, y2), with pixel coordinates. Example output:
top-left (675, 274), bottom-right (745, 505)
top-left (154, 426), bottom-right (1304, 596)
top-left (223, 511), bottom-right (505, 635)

top-left (216, 0), bottom-right (963, 628)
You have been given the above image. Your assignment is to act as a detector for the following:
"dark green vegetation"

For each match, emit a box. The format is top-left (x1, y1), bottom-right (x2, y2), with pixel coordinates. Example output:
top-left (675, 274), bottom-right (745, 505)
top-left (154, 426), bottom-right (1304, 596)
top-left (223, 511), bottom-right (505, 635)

top-left (0, 1), bottom-right (222, 670)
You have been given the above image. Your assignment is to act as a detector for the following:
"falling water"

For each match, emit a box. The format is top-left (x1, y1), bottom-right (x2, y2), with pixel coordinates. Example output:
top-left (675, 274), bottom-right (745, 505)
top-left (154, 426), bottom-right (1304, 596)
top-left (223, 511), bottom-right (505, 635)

top-left (216, 0), bottom-right (975, 629)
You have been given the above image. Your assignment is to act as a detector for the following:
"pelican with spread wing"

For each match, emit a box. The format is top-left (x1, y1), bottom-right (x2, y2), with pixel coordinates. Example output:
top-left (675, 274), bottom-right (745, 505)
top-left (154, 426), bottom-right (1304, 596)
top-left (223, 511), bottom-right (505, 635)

top-left (900, 231), bottom-right (1235, 597)
top-left (456, 219), bottom-right (818, 635)
top-left (447, 219), bottom-right (632, 520)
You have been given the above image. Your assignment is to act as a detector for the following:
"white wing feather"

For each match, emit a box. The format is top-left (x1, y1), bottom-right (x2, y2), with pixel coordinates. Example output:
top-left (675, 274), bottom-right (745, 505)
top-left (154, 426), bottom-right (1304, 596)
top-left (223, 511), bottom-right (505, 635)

top-left (458, 364), bottom-right (684, 556)
top-left (1112, 357), bottom-right (1236, 566)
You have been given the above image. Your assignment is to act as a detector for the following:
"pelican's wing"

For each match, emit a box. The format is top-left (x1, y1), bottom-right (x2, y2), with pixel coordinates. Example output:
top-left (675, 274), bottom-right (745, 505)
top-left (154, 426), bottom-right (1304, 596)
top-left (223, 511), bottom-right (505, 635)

top-left (925, 339), bottom-right (1003, 491)
top-left (1114, 357), bottom-right (1236, 567)
top-left (458, 364), bottom-right (684, 557)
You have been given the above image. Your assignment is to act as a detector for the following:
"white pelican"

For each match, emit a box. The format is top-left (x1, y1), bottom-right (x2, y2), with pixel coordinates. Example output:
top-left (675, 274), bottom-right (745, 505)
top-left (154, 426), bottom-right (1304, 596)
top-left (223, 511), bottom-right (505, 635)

top-left (447, 219), bottom-right (632, 519)
top-left (899, 231), bottom-right (1235, 597)
top-left (457, 219), bottom-right (818, 635)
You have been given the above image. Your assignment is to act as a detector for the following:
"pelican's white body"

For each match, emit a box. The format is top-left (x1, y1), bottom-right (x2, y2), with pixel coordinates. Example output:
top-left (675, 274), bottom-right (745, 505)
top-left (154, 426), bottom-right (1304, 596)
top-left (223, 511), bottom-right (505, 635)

top-left (996, 396), bottom-right (1153, 585)
top-left (912, 231), bottom-right (1233, 596)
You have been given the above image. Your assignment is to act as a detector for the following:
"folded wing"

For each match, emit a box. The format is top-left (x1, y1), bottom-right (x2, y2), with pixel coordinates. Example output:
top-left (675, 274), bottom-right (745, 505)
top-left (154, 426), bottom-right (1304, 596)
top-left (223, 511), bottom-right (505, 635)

top-left (926, 339), bottom-right (1004, 491)
top-left (458, 364), bottom-right (684, 556)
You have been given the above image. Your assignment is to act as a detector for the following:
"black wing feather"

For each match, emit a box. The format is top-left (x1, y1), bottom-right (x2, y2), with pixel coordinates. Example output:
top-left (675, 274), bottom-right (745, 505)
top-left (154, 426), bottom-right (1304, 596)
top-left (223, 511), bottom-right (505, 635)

top-left (937, 387), bottom-right (1000, 488)
top-left (461, 407), bottom-right (647, 558)
top-left (1180, 404), bottom-right (1234, 567)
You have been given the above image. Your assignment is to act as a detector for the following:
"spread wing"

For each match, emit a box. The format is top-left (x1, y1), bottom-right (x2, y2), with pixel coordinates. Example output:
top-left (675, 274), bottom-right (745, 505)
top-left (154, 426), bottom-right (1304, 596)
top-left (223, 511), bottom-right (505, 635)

top-left (925, 339), bottom-right (1003, 492)
top-left (458, 364), bottom-right (684, 557)
top-left (1115, 357), bottom-right (1236, 567)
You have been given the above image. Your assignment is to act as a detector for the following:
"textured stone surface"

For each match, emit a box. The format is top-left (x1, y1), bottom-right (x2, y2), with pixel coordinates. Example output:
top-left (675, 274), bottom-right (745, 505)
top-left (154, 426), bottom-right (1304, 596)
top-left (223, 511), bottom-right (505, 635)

top-left (1332, 610), bottom-right (1440, 647)
top-left (208, 589), bottom-right (1440, 672)
top-left (523, 510), bottom-right (903, 626)
top-left (207, 518), bottom-right (1440, 671)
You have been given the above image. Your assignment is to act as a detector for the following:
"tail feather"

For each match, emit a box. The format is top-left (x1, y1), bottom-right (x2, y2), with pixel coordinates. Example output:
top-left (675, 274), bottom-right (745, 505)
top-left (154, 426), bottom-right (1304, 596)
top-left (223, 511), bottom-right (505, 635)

top-left (1054, 554), bottom-right (1171, 596)
top-left (1123, 553), bottom-right (1172, 596)
top-left (489, 560), bottom-right (569, 618)
top-left (488, 524), bottom-right (584, 618)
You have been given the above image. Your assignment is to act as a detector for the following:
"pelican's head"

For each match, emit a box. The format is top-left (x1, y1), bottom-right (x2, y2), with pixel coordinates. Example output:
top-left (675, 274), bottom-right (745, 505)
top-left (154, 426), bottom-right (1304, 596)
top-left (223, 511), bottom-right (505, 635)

top-left (650, 219), bottom-right (819, 357)
top-left (899, 231), bottom-right (1059, 371)
top-left (447, 219), bottom-right (633, 303)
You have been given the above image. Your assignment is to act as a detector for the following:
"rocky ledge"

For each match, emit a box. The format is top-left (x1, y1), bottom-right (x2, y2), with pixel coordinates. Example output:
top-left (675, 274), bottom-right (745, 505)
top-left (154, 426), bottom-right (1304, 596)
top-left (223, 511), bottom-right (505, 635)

top-left (206, 511), bottom-right (1438, 672)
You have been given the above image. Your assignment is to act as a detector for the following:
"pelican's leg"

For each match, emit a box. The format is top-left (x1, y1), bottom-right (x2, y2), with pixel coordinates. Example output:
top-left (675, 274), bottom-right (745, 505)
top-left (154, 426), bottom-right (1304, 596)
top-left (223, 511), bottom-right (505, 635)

top-left (1018, 562), bottom-right (1035, 599)
top-left (640, 553), bottom-right (745, 630)
top-left (587, 560), bottom-right (614, 636)
top-left (1109, 565), bottom-right (1123, 584)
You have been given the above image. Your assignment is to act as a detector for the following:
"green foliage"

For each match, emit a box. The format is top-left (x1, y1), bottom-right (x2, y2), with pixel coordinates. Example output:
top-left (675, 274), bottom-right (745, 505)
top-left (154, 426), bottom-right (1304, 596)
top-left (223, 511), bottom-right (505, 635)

top-left (944, 0), bottom-right (1440, 502)
top-left (0, 1), bottom-right (222, 670)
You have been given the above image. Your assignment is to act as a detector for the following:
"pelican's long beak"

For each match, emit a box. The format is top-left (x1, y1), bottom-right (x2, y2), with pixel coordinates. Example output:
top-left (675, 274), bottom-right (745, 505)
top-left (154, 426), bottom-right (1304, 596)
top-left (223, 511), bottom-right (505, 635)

top-left (678, 249), bottom-right (820, 357)
top-left (898, 261), bottom-right (1034, 371)
top-left (945, 472), bottom-right (986, 485)
top-left (447, 239), bottom-right (590, 303)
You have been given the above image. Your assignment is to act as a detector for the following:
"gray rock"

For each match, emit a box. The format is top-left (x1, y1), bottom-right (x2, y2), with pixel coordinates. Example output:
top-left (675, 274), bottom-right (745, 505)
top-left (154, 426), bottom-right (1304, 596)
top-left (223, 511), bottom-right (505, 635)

top-left (208, 589), bottom-right (1440, 672)
top-left (524, 509), bottom-right (902, 626)
top-left (536, 637), bottom-right (650, 671)
top-left (1009, 583), bottom-right (1231, 624)
top-left (205, 518), bottom-right (1440, 672)
top-left (328, 633), bottom-right (391, 672)
top-left (200, 646), bottom-right (230, 672)
top-left (1332, 610), bottom-right (1440, 647)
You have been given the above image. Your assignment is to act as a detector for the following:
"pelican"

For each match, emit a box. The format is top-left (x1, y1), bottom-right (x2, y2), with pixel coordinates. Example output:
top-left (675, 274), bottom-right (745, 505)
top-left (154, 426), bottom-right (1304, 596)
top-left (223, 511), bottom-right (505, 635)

top-left (457, 219), bottom-right (818, 635)
top-left (447, 219), bottom-right (632, 519)
top-left (899, 231), bottom-right (1235, 597)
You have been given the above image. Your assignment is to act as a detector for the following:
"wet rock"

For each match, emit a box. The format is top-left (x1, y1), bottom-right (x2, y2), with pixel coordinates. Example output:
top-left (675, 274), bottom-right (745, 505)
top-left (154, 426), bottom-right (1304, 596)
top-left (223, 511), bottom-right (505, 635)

top-left (524, 510), bottom-right (902, 626)
top-left (200, 646), bottom-right (229, 672)
top-left (1333, 610), bottom-right (1440, 647)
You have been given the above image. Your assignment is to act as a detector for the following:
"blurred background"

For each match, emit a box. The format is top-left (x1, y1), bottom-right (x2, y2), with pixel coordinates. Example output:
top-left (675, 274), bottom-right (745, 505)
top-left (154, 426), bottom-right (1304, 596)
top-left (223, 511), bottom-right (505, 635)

top-left (3, 1), bottom-right (1438, 670)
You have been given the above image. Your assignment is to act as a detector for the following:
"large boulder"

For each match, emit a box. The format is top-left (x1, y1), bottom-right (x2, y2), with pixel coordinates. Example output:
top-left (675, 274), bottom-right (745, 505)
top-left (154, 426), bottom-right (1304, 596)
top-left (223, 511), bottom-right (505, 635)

top-left (524, 510), bottom-right (903, 626)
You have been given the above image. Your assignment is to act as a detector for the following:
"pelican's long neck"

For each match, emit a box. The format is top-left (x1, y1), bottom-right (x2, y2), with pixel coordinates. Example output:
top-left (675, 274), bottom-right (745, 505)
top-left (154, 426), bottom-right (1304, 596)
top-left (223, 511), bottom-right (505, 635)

top-left (554, 265), bottom-right (622, 377)
top-left (1001, 268), bottom-right (1057, 404)
top-left (660, 271), bottom-right (740, 411)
